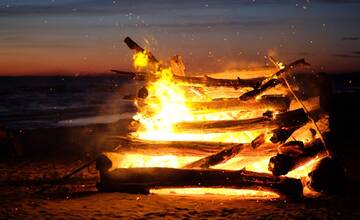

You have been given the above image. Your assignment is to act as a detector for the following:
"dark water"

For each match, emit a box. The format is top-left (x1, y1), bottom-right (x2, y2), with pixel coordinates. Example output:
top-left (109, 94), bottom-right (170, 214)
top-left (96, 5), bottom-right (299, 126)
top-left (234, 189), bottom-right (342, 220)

top-left (1, 73), bottom-right (358, 130)
top-left (0, 76), bottom-right (137, 129)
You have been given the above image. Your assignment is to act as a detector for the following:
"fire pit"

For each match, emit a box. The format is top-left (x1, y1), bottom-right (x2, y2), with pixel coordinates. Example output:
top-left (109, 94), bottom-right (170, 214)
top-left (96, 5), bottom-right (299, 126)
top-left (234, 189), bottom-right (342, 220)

top-left (96, 37), bottom-right (332, 200)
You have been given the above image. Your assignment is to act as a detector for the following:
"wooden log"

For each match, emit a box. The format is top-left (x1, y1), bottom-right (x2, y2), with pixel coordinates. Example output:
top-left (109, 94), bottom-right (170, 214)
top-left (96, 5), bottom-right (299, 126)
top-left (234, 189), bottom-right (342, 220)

top-left (111, 70), bottom-right (151, 81)
top-left (96, 166), bottom-right (303, 199)
top-left (272, 58), bottom-right (310, 78)
top-left (182, 141), bottom-right (278, 169)
top-left (107, 136), bottom-right (278, 157)
top-left (124, 37), bottom-right (159, 64)
top-left (307, 157), bottom-right (345, 194)
top-left (173, 75), bottom-right (264, 89)
top-left (188, 95), bottom-right (291, 113)
top-left (268, 139), bottom-right (326, 176)
top-left (111, 69), bottom-right (264, 89)
top-left (269, 125), bottom-right (303, 144)
top-left (183, 143), bottom-right (248, 169)
top-left (239, 59), bottom-right (310, 101)
top-left (174, 108), bottom-right (308, 133)
top-left (240, 78), bottom-right (284, 101)
top-left (122, 37), bottom-right (265, 89)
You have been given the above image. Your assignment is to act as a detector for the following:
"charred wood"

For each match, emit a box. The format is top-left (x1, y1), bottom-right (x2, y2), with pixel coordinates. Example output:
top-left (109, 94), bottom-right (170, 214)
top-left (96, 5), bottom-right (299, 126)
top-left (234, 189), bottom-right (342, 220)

top-left (268, 139), bottom-right (326, 176)
top-left (96, 166), bottom-right (303, 199)
top-left (124, 37), bottom-right (159, 64)
top-left (307, 157), bottom-right (345, 194)
top-left (183, 141), bottom-right (278, 169)
top-left (239, 78), bottom-right (284, 101)
top-left (183, 143), bottom-right (247, 169)
top-left (239, 59), bottom-right (310, 101)
top-left (251, 133), bottom-right (266, 148)
top-left (122, 37), bottom-right (265, 89)
top-left (174, 108), bottom-right (308, 133)
top-left (108, 136), bottom-right (265, 156)
top-left (270, 126), bottom-right (303, 144)
top-left (111, 69), bottom-right (265, 89)
top-left (189, 95), bottom-right (291, 113)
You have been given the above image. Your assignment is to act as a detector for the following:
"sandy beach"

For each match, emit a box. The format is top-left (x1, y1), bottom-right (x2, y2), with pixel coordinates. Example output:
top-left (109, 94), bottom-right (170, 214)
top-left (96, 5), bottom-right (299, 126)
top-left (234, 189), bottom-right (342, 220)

top-left (0, 119), bottom-right (359, 219)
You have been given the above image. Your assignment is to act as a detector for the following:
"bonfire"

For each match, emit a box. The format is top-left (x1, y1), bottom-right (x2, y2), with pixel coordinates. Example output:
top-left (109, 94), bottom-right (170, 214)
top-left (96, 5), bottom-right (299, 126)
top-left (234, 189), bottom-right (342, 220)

top-left (97, 37), bottom-right (331, 200)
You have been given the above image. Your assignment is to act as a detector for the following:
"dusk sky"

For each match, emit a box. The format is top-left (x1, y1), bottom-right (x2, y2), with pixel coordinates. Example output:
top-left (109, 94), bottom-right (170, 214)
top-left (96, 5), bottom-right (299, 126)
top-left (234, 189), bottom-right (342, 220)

top-left (1, 0), bottom-right (360, 75)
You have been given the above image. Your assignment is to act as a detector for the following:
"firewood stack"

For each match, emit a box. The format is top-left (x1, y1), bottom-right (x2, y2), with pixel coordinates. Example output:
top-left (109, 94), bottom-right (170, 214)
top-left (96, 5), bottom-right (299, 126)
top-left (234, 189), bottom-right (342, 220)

top-left (96, 37), bottom-right (333, 199)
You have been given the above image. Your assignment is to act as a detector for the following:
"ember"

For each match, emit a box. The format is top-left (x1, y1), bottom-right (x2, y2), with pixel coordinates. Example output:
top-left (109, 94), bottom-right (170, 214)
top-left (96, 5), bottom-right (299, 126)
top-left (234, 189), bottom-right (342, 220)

top-left (97, 37), bottom-right (330, 199)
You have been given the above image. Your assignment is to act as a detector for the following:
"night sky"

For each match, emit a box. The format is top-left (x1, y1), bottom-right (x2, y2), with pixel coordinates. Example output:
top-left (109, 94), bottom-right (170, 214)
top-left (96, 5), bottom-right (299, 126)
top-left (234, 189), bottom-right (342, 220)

top-left (1, 0), bottom-right (360, 75)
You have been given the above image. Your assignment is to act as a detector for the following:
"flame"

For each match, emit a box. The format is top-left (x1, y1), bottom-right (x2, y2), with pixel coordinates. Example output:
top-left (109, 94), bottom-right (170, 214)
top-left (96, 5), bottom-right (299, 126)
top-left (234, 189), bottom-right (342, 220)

top-left (133, 50), bottom-right (149, 69)
top-left (131, 51), bottom-right (262, 143)
top-left (125, 51), bottom-right (322, 198)
top-left (150, 188), bottom-right (279, 199)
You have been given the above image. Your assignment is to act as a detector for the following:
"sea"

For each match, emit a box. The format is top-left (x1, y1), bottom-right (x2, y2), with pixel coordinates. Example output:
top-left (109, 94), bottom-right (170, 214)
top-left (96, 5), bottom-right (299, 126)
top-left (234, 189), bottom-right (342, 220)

top-left (0, 73), bottom-right (359, 130)
top-left (0, 75), bottom-right (138, 130)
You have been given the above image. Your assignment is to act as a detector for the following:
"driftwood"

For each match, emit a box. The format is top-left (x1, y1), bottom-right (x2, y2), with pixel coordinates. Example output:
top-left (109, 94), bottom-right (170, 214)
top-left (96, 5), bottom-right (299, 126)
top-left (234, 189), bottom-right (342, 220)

top-left (240, 78), bottom-right (284, 101)
top-left (269, 125), bottom-right (303, 143)
top-left (112, 69), bottom-right (264, 89)
top-left (183, 141), bottom-right (277, 169)
top-left (122, 36), bottom-right (265, 89)
top-left (268, 139), bottom-right (326, 176)
top-left (188, 95), bottom-right (291, 113)
top-left (307, 157), bottom-right (345, 194)
top-left (239, 59), bottom-right (310, 100)
top-left (111, 70), bottom-right (264, 89)
top-left (107, 136), bottom-right (278, 157)
top-left (272, 58), bottom-right (310, 78)
top-left (183, 143), bottom-right (248, 169)
top-left (124, 37), bottom-right (159, 65)
top-left (174, 108), bottom-right (308, 133)
top-left (96, 167), bottom-right (303, 199)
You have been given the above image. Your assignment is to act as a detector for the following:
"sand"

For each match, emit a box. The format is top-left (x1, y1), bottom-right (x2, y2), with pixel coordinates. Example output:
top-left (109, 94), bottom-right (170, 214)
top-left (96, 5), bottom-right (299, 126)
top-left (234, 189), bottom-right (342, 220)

top-left (0, 117), bottom-right (359, 219)
top-left (0, 155), bottom-right (359, 220)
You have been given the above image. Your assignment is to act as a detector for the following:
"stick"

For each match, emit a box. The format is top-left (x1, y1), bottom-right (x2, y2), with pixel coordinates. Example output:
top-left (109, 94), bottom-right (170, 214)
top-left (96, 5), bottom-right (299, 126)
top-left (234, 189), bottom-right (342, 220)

top-left (34, 144), bottom-right (122, 194)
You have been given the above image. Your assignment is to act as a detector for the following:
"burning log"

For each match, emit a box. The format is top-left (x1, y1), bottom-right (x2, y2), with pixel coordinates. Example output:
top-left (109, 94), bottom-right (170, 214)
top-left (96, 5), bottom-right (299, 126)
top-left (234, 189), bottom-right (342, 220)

top-left (269, 125), bottom-right (303, 144)
top-left (121, 36), bottom-right (265, 89)
top-left (111, 70), bottom-right (264, 89)
top-left (174, 75), bottom-right (264, 89)
top-left (189, 95), bottom-right (291, 113)
top-left (240, 78), bottom-right (284, 101)
top-left (268, 139), bottom-right (326, 176)
top-left (108, 136), bottom-right (277, 157)
top-left (183, 143), bottom-right (247, 169)
top-left (124, 37), bottom-right (159, 65)
top-left (183, 142), bottom-right (277, 169)
top-left (307, 157), bottom-right (345, 194)
top-left (239, 59), bottom-right (310, 101)
top-left (96, 163), bottom-right (303, 199)
top-left (175, 108), bottom-right (308, 133)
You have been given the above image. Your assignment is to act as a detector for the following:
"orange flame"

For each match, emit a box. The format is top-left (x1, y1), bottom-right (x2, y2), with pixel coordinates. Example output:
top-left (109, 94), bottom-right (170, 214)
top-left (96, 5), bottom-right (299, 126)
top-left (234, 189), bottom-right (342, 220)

top-left (127, 50), bottom-right (322, 198)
